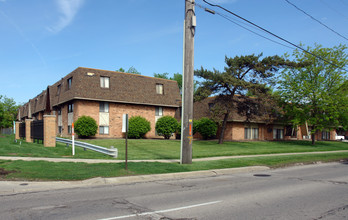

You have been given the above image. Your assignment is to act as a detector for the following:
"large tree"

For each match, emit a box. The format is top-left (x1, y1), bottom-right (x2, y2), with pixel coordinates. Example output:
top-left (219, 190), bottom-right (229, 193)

top-left (0, 96), bottom-right (19, 128)
top-left (278, 44), bottom-right (348, 145)
top-left (195, 54), bottom-right (296, 144)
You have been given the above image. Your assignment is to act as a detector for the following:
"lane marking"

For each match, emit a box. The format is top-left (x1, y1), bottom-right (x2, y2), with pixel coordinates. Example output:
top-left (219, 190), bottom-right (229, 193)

top-left (97, 200), bottom-right (222, 220)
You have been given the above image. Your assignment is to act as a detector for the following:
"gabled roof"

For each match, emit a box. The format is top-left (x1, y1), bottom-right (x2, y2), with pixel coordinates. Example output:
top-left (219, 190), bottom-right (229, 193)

top-left (18, 67), bottom-right (182, 118)
top-left (49, 67), bottom-right (181, 107)
top-left (193, 96), bottom-right (280, 124)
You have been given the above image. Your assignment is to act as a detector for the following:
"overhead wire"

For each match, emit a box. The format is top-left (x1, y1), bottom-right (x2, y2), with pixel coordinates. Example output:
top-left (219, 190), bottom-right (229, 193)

top-left (284, 0), bottom-right (348, 42)
top-left (200, 0), bottom-right (347, 71)
top-left (194, 2), bottom-right (295, 50)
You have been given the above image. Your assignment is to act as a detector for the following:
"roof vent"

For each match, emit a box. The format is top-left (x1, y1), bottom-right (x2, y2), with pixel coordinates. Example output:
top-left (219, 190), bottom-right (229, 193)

top-left (87, 72), bottom-right (95, 76)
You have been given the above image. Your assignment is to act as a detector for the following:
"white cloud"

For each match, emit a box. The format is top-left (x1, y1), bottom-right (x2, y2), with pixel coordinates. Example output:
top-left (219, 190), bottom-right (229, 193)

top-left (47, 0), bottom-right (84, 33)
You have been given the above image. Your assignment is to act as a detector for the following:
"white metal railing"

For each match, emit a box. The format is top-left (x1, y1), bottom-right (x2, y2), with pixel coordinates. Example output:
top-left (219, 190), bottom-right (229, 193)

top-left (56, 137), bottom-right (118, 158)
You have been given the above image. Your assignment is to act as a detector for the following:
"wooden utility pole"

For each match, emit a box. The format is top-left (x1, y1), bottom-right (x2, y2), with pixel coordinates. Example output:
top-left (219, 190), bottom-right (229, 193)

top-left (181, 0), bottom-right (195, 164)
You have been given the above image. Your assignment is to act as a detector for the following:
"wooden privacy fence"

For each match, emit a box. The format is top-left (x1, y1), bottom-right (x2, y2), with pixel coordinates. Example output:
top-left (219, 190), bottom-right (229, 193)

top-left (31, 120), bottom-right (44, 143)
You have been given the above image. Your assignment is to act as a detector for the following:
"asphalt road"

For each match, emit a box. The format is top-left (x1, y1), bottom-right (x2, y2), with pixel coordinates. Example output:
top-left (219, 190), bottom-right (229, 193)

top-left (1, 162), bottom-right (347, 220)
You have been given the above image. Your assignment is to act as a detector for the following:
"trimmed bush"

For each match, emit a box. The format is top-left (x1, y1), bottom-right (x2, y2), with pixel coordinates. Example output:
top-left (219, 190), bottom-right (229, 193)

top-left (128, 116), bottom-right (151, 139)
top-left (175, 120), bottom-right (199, 139)
top-left (196, 117), bottom-right (217, 140)
top-left (156, 116), bottom-right (179, 139)
top-left (74, 116), bottom-right (98, 138)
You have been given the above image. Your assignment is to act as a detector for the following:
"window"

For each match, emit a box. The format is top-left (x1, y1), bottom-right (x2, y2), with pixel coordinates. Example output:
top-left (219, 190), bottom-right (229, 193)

top-left (57, 84), bottom-right (61, 95)
top-left (322, 131), bottom-right (330, 140)
top-left (156, 84), bottom-right (163, 95)
top-left (68, 125), bottom-right (72, 134)
top-left (57, 109), bottom-right (62, 115)
top-left (245, 127), bottom-right (259, 140)
top-left (67, 77), bottom-right (72, 90)
top-left (68, 103), bottom-right (74, 113)
top-left (155, 107), bottom-right (163, 116)
top-left (99, 102), bottom-right (109, 113)
top-left (58, 126), bottom-right (62, 134)
top-left (99, 126), bottom-right (109, 134)
top-left (273, 128), bottom-right (284, 140)
top-left (100, 76), bottom-right (110, 88)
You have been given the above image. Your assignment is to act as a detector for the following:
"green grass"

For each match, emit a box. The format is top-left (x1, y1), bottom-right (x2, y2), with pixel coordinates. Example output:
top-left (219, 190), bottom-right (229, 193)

top-left (1, 135), bottom-right (348, 160)
top-left (84, 138), bottom-right (348, 160)
top-left (0, 135), bottom-right (111, 159)
top-left (1, 134), bottom-right (348, 181)
top-left (1, 153), bottom-right (347, 181)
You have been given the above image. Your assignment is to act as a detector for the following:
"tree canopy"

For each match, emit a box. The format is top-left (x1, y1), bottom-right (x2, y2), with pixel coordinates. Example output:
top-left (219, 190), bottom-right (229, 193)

top-left (278, 44), bottom-right (348, 144)
top-left (116, 66), bottom-right (141, 75)
top-left (195, 54), bottom-right (297, 144)
top-left (0, 96), bottom-right (19, 128)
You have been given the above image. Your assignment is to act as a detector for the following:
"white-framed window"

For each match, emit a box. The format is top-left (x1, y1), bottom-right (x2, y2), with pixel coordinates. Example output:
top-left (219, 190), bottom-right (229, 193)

top-left (68, 125), bottom-right (72, 134)
top-left (57, 84), bottom-right (61, 96)
top-left (156, 84), bottom-right (163, 95)
top-left (99, 126), bottom-right (109, 134)
top-left (58, 126), bottom-right (62, 134)
top-left (67, 77), bottom-right (72, 90)
top-left (68, 103), bottom-right (74, 113)
top-left (100, 76), bottom-right (110, 88)
top-left (273, 128), bottom-right (284, 140)
top-left (245, 127), bottom-right (259, 140)
top-left (99, 102), bottom-right (109, 113)
top-left (322, 131), bottom-right (330, 140)
top-left (155, 106), bottom-right (163, 116)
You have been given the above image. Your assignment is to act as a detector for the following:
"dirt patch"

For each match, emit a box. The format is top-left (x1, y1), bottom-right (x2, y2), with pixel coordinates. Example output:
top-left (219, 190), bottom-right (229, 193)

top-left (0, 168), bottom-right (17, 176)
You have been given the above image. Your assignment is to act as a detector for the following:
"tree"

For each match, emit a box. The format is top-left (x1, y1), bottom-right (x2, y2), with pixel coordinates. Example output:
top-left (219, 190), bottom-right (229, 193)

top-left (153, 72), bottom-right (197, 95)
top-left (0, 96), bottom-right (19, 128)
top-left (74, 116), bottom-right (98, 138)
top-left (155, 116), bottom-right (179, 139)
top-left (116, 66), bottom-right (141, 75)
top-left (195, 54), bottom-right (296, 144)
top-left (128, 116), bottom-right (151, 139)
top-left (153, 72), bottom-right (170, 79)
top-left (278, 44), bottom-right (348, 145)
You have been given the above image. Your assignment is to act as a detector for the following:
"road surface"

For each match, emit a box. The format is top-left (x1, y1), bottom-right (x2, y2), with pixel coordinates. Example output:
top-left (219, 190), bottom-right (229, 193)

top-left (0, 162), bottom-right (347, 219)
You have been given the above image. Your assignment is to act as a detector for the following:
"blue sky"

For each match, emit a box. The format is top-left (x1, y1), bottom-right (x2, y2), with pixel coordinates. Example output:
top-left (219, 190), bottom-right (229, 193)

top-left (1, 0), bottom-right (348, 104)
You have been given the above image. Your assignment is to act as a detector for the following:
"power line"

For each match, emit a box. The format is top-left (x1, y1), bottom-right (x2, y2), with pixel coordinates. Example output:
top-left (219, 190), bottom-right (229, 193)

top-left (284, 0), bottom-right (348, 42)
top-left (200, 0), bottom-right (347, 71)
top-left (195, 2), bottom-right (295, 50)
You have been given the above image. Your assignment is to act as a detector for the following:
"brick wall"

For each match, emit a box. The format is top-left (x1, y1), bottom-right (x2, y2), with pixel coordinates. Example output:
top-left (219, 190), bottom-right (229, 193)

top-left (70, 99), bottom-right (177, 138)
top-left (43, 115), bottom-right (56, 147)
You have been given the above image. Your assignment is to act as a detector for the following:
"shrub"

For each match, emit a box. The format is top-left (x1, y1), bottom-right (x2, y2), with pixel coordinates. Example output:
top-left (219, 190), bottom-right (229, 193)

top-left (128, 116), bottom-right (151, 139)
top-left (74, 116), bottom-right (98, 138)
top-left (156, 116), bottom-right (179, 139)
top-left (196, 117), bottom-right (217, 140)
top-left (175, 120), bottom-right (199, 139)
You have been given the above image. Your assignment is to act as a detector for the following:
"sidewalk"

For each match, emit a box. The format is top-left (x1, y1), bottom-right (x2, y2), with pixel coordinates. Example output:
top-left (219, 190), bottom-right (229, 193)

top-left (0, 150), bottom-right (348, 164)
top-left (0, 150), bottom-right (347, 195)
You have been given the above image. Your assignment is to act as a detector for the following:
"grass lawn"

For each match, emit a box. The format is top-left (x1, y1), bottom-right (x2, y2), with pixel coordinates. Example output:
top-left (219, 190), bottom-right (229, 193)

top-left (1, 135), bottom-right (348, 181)
top-left (0, 135), bottom-right (347, 160)
top-left (85, 137), bottom-right (348, 159)
top-left (1, 153), bottom-right (347, 181)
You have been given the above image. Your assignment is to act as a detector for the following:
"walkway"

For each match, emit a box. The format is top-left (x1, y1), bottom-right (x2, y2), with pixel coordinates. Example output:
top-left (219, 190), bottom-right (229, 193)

top-left (0, 150), bottom-right (347, 164)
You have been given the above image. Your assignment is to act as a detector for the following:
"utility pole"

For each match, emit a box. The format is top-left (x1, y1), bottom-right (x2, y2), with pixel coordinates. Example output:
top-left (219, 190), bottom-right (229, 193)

top-left (181, 0), bottom-right (196, 164)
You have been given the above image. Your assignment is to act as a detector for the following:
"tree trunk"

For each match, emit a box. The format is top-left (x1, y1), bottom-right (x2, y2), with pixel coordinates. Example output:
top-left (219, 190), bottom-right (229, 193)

top-left (218, 110), bottom-right (230, 144)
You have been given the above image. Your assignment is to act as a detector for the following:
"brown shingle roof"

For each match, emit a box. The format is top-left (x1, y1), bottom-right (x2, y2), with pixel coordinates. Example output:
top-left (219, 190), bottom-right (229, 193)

top-left (193, 96), bottom-right (280, 124)
top-left (45, 67), bottom-right (181, 108)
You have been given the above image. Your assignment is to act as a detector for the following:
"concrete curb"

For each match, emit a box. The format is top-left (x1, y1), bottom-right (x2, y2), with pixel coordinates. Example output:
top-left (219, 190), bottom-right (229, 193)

top-left (0, 166), bottom-right (269, 195)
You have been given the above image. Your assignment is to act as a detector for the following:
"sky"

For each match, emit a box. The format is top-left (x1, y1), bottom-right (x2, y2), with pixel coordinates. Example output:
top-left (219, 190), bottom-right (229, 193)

top-left (1, 0), bottom-right (348, 104)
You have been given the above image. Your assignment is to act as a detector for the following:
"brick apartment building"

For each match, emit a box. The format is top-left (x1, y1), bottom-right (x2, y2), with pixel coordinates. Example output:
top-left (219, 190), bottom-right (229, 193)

top-left (18, 67), bottom-right (343, 141)
top-left (193, 96), bottom-right (339, 141)
top-left (18, 67), bottom-right (181, 138)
